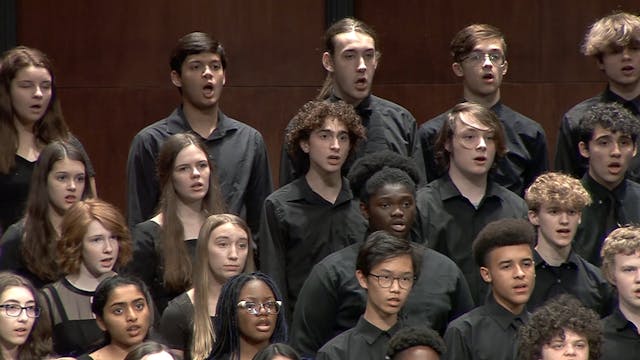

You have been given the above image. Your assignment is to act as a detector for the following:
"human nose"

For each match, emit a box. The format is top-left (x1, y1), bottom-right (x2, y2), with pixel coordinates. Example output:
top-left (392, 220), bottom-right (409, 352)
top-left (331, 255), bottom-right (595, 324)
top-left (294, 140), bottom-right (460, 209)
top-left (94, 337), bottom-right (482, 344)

top-left (514, 264), bottom-right (526, 278)
top-left (476, 135), bottom-right (487, 149)
top-left (103, 238), bottom-right (114, 253)
top-left (126, 306), bottom-right (138, 321)
top-left (610, 141), bottom-right (622, 156)
top-left (228, 244), bottom-right (238, 260)
top-left (330, 136), bottom-right (340, 150)
top-left (67, 178), bottom-right (76, 191)
top-left (391, 205), bottom-right (404, 217)
top-left (357, 56), bottom-right (367, 72)
top-left (33, 85), bottom-right (43, 98)
top-left (622, 47), bottom-right (632, 59)
top-left (559, 212), bottom-right (569, 224)
top-left (481, 54), bottom-right (493, 67)
top-left (202, 65), bottom-right (214, 78)
top-left (192, 166), bottom-right (201, 177)
top-left (16, 308), bottom-right (29, 322)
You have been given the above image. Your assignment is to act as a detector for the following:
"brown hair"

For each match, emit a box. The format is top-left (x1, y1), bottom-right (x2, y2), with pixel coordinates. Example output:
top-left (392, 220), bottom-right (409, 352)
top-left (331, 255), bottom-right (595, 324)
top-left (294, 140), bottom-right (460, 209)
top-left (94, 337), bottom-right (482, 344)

top-left (0, 46), bottom-right (70, 174)
top-left (450, 24), bottom-right (507, 63)
top-left (525, 172), bottom-right (592, 213)
top-left (582, 12), bottom-right (640, 58)
top-left (57, 199), bottom-right (132, 275)
top-left (601, 225), bottom-right (640, 283)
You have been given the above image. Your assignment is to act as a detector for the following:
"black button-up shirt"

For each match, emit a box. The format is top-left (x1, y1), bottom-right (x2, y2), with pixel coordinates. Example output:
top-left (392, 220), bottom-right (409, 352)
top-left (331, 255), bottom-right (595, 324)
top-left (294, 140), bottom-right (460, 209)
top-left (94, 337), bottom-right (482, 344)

top-left (419, 101), bottom-right (549, 196)
top-left (316, 316), bottom-right (401, 360)
top-left (601, 307), bottom-right (640, 360)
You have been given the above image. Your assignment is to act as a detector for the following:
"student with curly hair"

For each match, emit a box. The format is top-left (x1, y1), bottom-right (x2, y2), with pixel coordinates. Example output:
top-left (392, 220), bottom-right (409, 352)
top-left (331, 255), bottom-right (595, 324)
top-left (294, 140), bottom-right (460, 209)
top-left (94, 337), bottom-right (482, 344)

top-left (518, 295), bottom-right (601, 360)
top-left (386, 326), bottom-right (446, 360)
top-left (259, 100), bottom-right (367, 320)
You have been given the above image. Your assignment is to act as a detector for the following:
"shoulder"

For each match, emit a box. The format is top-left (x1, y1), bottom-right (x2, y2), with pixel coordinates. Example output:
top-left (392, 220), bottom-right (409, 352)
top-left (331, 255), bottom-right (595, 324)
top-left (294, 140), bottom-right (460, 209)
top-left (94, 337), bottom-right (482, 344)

top-left (267, 179), bottom-right (304, 202)
top-left (420, 111), bottom-right (448, 131)
top-left (499, 104), bottom-right (545, 133)
top-left (370, 95), bottom-right (416, 122)
top-left (1, 221), bottom-right (24, 245)
top-left (563, 96), bottom-right (603, 122)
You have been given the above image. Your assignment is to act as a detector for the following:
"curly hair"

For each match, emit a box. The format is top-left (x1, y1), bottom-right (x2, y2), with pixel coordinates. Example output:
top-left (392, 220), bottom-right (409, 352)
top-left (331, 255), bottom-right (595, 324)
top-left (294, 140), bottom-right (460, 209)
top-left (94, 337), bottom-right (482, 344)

top-left (450, 24), bottom-right (507, 63)
top-left (582, 11), bottom-right (640, 58)
top-left (386, 326), bottom-right (446, 359)
top-left (525, 172), bottom-right (592, 212)
top-left (577, 102), bottom-right (640, 146)
top-left (518, 294), bottom-right (601, 360)
top-left (472, 218), bottom-right (535, 268)
top-left (601, 225), bottom-right (640, 282)
top-left (57, 199), bottom-right (132, 275)
top-left (286, 100), bottom-right (366, 175)
top-left (347, 150), bottom-right (421, 203)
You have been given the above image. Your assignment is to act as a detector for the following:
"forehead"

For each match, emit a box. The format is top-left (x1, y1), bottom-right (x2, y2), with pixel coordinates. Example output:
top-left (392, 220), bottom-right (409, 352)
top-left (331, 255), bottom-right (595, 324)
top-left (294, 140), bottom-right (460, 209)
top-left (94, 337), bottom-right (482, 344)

top-left (472, 38), bottom-right (505, 53)
top-left (183, 52), bottom-right (222, 65)
top-left (550, 329), bottom-right (587, 342)
top-left (614, 251), bottom-right (640, 266)
top-left (455, 112), bottom-right (491, 132)
top-left (333, 31), bottom-right (376, 52)
top-left (239, 279), bottom-right (274, 299)
top-left (50, 157), bottom-right (85, 173)
top-left (591, 124), bottom-right (631, 140)
top-left (395, 345), bottom-right (440, 360)
top-left (0, 285), bottom-right (34, 303)
top-left (372, 183), bottom-right (414, 198)
top-left (315, 116), bottom-right (348, 132)
top-left (85, 220), bottom-right (109, 236)
top-left (210, 222), bottom-right (247, 239)
top-left (371, 254), bottom-right (413, 273)
top-left (13, 65), bottom-right (52, 81)
top-left (487, 244), bottom-right (532, 265)
top-left (106, 284), bottom-right (144, 304)
top-left (176, 144), bottom-right (207, 161)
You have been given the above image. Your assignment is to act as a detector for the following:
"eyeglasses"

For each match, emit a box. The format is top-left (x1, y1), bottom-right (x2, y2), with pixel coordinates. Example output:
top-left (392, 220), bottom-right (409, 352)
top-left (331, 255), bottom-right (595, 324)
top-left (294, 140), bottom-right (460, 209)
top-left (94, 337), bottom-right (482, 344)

top-left (455, 132), bottom-right (495, 149)
top-left (368, 273), bottom-right (415, 289)
top-left (237, 300), bottom-right (281, 315)
top-left (463, 51), bottom-right (505, 66)
top-left (0, 304), bottom-right (41, 318)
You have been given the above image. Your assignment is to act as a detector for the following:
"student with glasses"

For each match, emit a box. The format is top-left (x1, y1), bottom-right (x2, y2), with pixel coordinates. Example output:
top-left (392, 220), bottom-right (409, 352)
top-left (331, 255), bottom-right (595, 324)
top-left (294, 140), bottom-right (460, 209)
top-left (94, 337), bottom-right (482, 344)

top-left (208, 272), bottom-right (287, 360)
top-left (419, 23), bottom-right (548, 197)
top-left (0, 272), bottom-right (52, 359)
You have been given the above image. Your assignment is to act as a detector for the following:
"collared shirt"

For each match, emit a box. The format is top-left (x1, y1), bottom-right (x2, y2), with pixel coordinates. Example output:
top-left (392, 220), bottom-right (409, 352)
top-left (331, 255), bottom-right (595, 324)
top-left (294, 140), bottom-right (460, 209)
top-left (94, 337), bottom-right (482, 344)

top-left (126, 106), bottom-right (273, 236)
top-left (258, 176), bottom-right (367, 319)
top-left (279, 94), bottom-right (426, 186)
top-left (443, 297), bottom-right (529, 360)
top-left (290, 240), bottom-right (474, 358)
top-left (418, 101), bottom-right (548, 196)
top-left (528, 249), bottom-right (614, 317)
top-left (576, 175), bottom-right (640, 265)
top-left (601, 307), bottom-right (640, 360)
top-left (555, 87), bottom-right (640, 180)
top-left (316, 316), bottom-right (401, 360)
top-left (416, 175), bottom-right (528, 303)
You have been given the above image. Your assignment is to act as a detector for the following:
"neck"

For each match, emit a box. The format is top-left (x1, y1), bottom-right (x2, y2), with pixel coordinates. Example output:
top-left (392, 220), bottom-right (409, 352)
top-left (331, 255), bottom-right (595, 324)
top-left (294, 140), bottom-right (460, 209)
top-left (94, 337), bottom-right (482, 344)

top-left (618, 301), bottom-right (640, 333)
top-left (238, 337), bottom-right (268, 360)
top-left (0, 343), bottom-right (19, 360)
top-left (535, 240), bottom-right (571, 267)
top-left (589, 169), bottom-right (623, 191)
top-left (67, 269), bottom-right (115, 292)
top-left (332, 87), bottom-right (365, 107)
top-left (494, 294), bottom-right (525, 315)
top-left (363, 303), bottom-right (398, 331)
top-left (182, 101), bottom-right (219, 138)
top-left (305, 168), bottom-right (343, 204)
top-left (462, 87), bottom-right (500, 108)
top-left (448, 167), bottom-right (487, 204)
top-left (609, 80), bottom-right (640, 101)
top-left (175, 200), bottom-right (205, 240)
top-left (93, 342), bottom-right (131, 360)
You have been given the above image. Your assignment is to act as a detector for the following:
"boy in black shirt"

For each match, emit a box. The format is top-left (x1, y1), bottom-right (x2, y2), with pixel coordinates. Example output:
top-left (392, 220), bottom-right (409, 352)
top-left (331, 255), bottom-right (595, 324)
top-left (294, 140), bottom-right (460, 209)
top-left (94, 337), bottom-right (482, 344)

top-left (443, 218), bottom-right (535, 360)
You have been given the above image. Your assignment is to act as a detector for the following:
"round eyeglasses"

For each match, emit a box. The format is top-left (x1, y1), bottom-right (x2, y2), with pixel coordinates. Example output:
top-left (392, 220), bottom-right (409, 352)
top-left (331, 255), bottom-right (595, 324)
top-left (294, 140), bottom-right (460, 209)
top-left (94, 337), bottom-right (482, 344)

top-left (463, 51), bottom-right (505, 66)
top-left (368, 273), bottom-right (415, 289)
top-left (0, 304), bottom-right (41, 318)
top-left (237, 300), bottom-right (281, 315)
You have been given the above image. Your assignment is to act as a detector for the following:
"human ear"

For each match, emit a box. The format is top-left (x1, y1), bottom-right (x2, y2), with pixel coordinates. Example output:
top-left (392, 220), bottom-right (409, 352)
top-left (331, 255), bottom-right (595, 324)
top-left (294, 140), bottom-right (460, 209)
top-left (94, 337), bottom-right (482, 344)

top-left (480, 266), bottom-right (492, 283)
top-left (355, 270), bottom-right (368, 290)
top-left (528, 210), bottom-right (539, 226)
top-left (452, 62), bottom-right (464, 77)
top-left (170, 70), bottom-right (182, 88)
top-left (578, 141), bottom-right (590, 158)
top-left (322, 52), bottom-right (334, 72)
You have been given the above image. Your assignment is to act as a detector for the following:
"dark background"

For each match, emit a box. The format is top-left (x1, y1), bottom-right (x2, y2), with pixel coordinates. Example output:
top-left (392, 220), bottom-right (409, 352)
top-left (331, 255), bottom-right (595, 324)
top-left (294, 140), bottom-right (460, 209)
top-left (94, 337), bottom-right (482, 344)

top-left (10, 0), bottom-right (640, 211)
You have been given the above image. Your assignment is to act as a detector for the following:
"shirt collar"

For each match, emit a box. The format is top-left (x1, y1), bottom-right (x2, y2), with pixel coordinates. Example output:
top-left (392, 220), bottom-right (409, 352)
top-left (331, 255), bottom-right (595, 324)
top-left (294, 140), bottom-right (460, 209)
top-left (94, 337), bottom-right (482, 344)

top-left (533, 249), bottom-right (579, 269)
top-left (294, 176), bottom-right (355, 205)
top-left (167, 106), bottom-right (240, 139)
top-left (486, 296), bottom-right (529, 331)
top-left (437, 174), bottom-right (500, 202)
top-left (611, 307), bottom-right (640, 332)
top-left (356, 316), bottom-right (401, 345)
top-left (602, 87), bottom-right (640, 115)
top-left (581, 173), bottom-right (627, 200)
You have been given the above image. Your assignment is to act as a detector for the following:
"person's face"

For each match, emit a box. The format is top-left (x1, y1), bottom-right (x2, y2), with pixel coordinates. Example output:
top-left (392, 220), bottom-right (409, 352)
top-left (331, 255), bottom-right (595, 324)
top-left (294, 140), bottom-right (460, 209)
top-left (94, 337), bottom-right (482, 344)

top-left (529, 203), bottom-right (581, 251)
top-left (361, 183), bottom-right (416, 239)
top-left (356, 254), bottom-right (414, 319)
top-left (10, 65), bottom-right (53, 125)
top-left (322, 31), bottom-right (378, 106)
top-left (609, 251), bottom-right (640, 314)
top-left (300, 117), bottom-right (351, 177)
top-left (394, 345), bottom-right (440, 360)
top-left (598, 42), bottom-right (640, 91)
top-left (480, 244), bottom-right (534, 314)
top-left (540, 329), bottom-right (589, 360)
top-left (79, 220), bottom-right (119, 278)
top-left (172, 144), bottom-right (210, 205)
top-left (96, 284), bottom-right (151, 349)
top-left (171, 52), bottom-right (225, 110)
top-left (47, 158), bottom-right (86, 216)
top-left (453, 38), bottom-right (507, 98)
top-left (446, 113), bottom-right (496, 179)
top-left (579, 125), bottom-right (637, 191)
top-left (237, 279), bottom-right (278, 347)
top-left (208, 223), bottom-right (249, 283)
top-left (0, 286), bottom-right (37, 351)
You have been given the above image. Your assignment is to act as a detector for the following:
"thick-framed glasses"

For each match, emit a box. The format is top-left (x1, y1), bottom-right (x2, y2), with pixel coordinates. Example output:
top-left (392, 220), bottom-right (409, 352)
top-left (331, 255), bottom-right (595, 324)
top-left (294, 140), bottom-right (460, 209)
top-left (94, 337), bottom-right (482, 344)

top-left (0, 304), bottom-right (41, 318)
top-left (368, 273), bottom-right (415, 289)
top-left (463, 51), bottom-right (505, 66)
top-left (237, 300), bottom-right (282, 315)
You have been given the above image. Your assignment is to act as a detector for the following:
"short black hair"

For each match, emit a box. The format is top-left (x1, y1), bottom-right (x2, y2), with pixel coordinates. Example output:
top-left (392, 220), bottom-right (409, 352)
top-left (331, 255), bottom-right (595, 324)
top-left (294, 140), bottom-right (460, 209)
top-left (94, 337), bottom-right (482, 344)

top-left (472, 219), bottom-right (535, 267)
top-left (356, 231), bottom-right (423, 279)
top-left (386, 326), bottom-right (446, 359)
top-left (577, 102), bottom-right (640, 146)
top-left (169, 31), bottom-right (227, 73)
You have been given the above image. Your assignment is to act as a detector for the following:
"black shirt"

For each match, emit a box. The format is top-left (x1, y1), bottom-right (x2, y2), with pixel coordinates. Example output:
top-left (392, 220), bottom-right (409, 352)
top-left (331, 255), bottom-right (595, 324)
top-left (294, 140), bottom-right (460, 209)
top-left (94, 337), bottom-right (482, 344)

top-left (0, 221), bottom-right (49, 288)
top-left (555, 87), bottom-right (640, 180)
top-left (126, 107), bottom-right (273, 236)
top-left (601, 307), bottom-right (640, 360)
top-left (258, 176), bottom-right (367, 319)
top-left (278, 94), bottom-right (426, 186)
top-left (316, 316), bottom-right (401, 360)
top-left (528, 249), bottom-right (614, 317)
top-left (576, 175), bottom-right (640, 265)
top-left (419, 101), bottom-right (549, 196)
top-left (290, 241), bottom-right (474, 357)
top-left (416, 175), bottom-right (528, 303)
top-left (443, 297), bottom-right (528, 360)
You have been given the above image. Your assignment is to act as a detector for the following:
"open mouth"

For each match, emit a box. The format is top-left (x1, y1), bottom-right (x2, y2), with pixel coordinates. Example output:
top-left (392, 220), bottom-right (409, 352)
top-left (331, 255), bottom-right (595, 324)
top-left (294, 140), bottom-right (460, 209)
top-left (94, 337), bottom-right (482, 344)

top-left (482, 73), bottom-right (495, 80)
top-left (203, 83), bottom-right (215, 96)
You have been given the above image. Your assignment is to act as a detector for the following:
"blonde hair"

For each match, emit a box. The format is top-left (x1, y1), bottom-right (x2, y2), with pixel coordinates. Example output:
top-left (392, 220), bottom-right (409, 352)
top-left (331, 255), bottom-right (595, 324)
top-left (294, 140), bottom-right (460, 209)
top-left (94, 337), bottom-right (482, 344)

top-left (582, 12), bottom-right (640, 57)
top-left (601, 225), bottom-right (640, 282)
top-left (190, 214), bottom-right (255, 360)
top-left (524, 172), bottom-right (591, 212)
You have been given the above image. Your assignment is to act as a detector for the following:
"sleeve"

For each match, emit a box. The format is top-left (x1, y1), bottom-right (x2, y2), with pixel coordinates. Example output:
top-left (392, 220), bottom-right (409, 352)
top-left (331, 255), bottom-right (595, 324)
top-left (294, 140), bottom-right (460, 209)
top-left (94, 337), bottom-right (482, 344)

top-left (443, 324), bottom-right (472, 360)
top-left (68, 134), bottom-right (96, 177)
top-left (126, 134), bottom-right (161, 227)
top-left (418, 123), bottom-right (439, 184)
top-left (523, 126), bottom-right (549, 190)
top-left (448, 268), bottom-right (475, 327)
top-left (123, 223), bottom-right (158, 292)
top-left (159, 299), bottom-right (190, 350)
top-left (0, 223), bottom-right (24, 270)
top-left (244, 133), bottom-right (273, 240)
top-left (554, 114), bottom-right (580, 176)
top-left (257, 198), bottom-right (289, 310)
top-left (290, 264), bottom-right (339, 357)
top-left (405, 111), bottom-right (428, 185)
